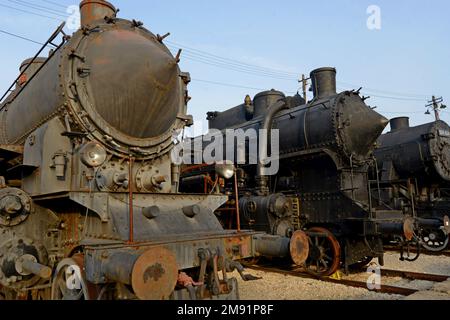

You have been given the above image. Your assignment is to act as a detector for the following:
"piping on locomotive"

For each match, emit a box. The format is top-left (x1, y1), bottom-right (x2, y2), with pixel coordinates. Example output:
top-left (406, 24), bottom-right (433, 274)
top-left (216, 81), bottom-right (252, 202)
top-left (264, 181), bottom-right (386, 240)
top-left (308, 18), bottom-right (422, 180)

top-left (179, 67), bottom-right (448, 276)
top-left (0, 0), bottom-right (310, 300)
top-left (371, 117), bottom-right (450, 252)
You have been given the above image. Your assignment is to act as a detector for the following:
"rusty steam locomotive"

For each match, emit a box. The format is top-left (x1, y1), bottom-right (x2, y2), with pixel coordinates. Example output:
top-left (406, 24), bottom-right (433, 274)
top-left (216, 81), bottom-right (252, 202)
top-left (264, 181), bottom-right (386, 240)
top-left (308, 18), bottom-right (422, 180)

top-left (180, 67), bottom-right (447, 275)
top-left (0, 0), bottom-right (309, 300)
top-left (372, 117), bottom-right (450, 251)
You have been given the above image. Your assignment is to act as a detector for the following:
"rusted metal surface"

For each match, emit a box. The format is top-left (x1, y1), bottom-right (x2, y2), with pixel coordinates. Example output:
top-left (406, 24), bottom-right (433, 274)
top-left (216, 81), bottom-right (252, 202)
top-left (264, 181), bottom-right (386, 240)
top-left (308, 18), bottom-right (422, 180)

top-left (18, 58), bottom-right (47, 86)
top-left (289, 230), bottom-right (310, 266)
top-left (128, 157), bottom-right (134, 244)
top-left (80, 0), bottom-right (116, 26)
top-left (131, 247), bottom-right (178, 300)
top-left (177, 272), bottom-right (203, 287)
top-left (82, 27), bottom-right (182, 140)
top-left (380, 269), bottom-right (449, 283)
top-left (1, 20), bottom-right (188, 159)
top-left (305, 227), bottom-right (341, 277)
top-left (403, 217), bottom-right (416, 242)
top-left (18, 257), bottom-right (52, 279)
top-left (0, 0), bottom-right (310, 301)
top-left (51, 254), bottom-right (99, 300)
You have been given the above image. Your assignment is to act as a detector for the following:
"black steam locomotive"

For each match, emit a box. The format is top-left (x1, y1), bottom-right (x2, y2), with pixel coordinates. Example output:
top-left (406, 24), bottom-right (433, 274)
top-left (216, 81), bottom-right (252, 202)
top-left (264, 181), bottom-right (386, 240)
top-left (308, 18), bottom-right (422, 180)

top-left (180, 67), bottom-right (446, 276)
top-left (372, 117), bottom-right (450, 251)
top-left (0, 0), bottom-right (309, 300)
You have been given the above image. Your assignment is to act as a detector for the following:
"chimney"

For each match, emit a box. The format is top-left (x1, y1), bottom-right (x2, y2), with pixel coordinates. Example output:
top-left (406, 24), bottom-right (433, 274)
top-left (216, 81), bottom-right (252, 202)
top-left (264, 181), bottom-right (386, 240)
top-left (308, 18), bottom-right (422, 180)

top-left (80, 0), bottom-right (116, 26)
top-left (390, 117), bottom-right (410, 132)
top-left (310, 67), bottom-right (337, 99)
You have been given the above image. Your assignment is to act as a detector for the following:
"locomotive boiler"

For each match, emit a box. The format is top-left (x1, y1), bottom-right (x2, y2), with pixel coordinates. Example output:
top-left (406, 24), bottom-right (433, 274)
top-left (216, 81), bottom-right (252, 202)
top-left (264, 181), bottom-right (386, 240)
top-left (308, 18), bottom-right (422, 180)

top-left (181, 67), bottom-right (432, 275)
top-left (0, 0), bottom-right (309, 300)
top-left (373, 117), bottom-right (450, 251)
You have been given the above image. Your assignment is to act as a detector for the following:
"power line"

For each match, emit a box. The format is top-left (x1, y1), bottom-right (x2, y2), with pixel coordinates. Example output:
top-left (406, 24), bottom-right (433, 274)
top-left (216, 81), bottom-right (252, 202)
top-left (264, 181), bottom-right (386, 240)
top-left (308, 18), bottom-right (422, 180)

top-left (192, 78), bottom-right (296, 94)
top-left (0, 2), bottom-right (63, 21)
top-left (377, 110), bottom-right (426, 115)
top-left (337, 80), bottom-right (429, 99)
top-left (369, 95), bottom-right (425, 102)
top-left (167, 45), bottom-right (298, 81)
top-left (41, 0), bottom-right (68, 9)
top-left (174, 49), bottom-right (298, 82)
top-left (0, 26), bottom-right (434, 105)
top-left (166, 40), bottom-right (299, 77)
top-left (0, 28), bottom-right (45, 45)
top-left (167, 40), bottom-right (433, 99)
top-left (0, 3), bottom-right (439, 101)
top-left (336, 85), bottom-right (426, 102)
top-left (7, 0), bottom-right (68, 17)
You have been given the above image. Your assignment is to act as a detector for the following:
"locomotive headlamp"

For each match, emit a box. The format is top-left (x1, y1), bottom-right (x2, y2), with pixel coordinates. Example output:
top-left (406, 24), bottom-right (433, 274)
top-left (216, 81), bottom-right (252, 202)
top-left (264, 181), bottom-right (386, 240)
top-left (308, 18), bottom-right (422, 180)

top-left (215, 161), bottom-right (235, 179)
top-left (80, 142), bottom-right (107, 168)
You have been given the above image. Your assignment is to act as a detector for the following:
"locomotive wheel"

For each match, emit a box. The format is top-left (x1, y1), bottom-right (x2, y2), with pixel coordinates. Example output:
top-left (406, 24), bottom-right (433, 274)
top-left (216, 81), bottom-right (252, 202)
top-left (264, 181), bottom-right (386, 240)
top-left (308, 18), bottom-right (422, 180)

top-left (51, 256), bottom-right (91, 300)
top-left (305, 227), bottom-right (341, 277)
top-left (421, 229), bottom-right (449, 252)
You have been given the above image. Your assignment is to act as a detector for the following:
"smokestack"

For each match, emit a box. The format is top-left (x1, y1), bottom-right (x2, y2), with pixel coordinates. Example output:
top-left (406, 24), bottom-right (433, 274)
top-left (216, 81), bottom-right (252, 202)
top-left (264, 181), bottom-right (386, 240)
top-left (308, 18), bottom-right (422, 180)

top-left (390, 117), bottom-right (410, 132)
top-left (80, 0), bottom-right (116, 27)
top-left (310, 67), bottom-right (337, 99)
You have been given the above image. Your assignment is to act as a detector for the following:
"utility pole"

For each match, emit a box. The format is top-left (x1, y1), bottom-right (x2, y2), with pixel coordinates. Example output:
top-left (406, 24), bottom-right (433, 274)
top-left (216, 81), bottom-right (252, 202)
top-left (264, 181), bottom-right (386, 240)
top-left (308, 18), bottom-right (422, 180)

top-left (426, 96), bottom-right (446, 121)
top-left (299, 74), bottom-right (310, 103)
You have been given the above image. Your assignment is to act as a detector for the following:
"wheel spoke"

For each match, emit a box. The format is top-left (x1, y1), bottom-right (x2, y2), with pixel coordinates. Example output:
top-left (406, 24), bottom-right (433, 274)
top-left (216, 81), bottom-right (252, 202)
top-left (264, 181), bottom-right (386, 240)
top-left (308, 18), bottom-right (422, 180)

top-left (319, 238), bottom-right (326, 247)
top-left (320, 259), bottom-right (328, 268)
top-left (323, 254), bottom-right (332, 261)
top-left (57, 277), bottom-right (69, 297)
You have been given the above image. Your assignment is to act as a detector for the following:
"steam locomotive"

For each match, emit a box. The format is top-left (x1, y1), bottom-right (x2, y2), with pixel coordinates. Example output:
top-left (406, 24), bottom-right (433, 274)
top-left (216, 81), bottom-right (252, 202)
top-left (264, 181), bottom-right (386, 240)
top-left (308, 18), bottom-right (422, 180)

top-left (0, 0), bottom-right (309, 300)
top-left (180, 67), bottom-right (446, 275)
top-left (372, 117), bottom-right (450, 251)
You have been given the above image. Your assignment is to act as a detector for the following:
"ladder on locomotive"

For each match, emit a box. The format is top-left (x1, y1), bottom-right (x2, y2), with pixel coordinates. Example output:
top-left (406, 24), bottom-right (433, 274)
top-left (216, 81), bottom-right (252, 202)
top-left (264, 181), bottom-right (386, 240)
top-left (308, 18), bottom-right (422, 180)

top-left (290, 197), bottom-right (301, 230)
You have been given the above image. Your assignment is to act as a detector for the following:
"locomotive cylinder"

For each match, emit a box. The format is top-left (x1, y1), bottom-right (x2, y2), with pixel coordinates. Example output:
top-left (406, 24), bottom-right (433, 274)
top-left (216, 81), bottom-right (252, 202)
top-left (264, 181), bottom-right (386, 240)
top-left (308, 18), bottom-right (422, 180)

top-left (254, 235), bottom-right (290, 258)
top-left (253, 230), bottom-right (309, 266)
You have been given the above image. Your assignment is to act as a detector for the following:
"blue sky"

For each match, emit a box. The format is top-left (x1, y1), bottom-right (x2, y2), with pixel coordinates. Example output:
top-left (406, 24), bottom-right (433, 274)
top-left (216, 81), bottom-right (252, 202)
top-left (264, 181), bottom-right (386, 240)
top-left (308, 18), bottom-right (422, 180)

top-left (0, 0), bottom-right (449, 129)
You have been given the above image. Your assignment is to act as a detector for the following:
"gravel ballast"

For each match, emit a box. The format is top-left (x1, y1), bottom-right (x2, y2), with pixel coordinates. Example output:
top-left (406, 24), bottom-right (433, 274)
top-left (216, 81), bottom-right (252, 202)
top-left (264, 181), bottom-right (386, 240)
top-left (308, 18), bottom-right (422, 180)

top-left (235, 252), bottom-right (450, 300)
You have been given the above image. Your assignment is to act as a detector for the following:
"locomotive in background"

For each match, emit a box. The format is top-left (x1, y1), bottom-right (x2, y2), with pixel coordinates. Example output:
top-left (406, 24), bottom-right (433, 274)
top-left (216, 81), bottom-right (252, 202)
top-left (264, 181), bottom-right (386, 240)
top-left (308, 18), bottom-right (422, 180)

top-left (0, 0), bottom-right (309, 300)
top-left (372, 117), bottom-right (450, 251)
top-left (181, 67), bottom-right (442, 276)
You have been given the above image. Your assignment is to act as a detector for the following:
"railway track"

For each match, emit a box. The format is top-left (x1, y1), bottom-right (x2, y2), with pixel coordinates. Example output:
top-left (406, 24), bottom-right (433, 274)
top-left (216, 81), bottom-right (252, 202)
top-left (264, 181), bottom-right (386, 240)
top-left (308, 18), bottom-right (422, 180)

top-left (245, 264), bottom-right (449, 297)
top-left (384, 246), bottom-right (450, 258)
